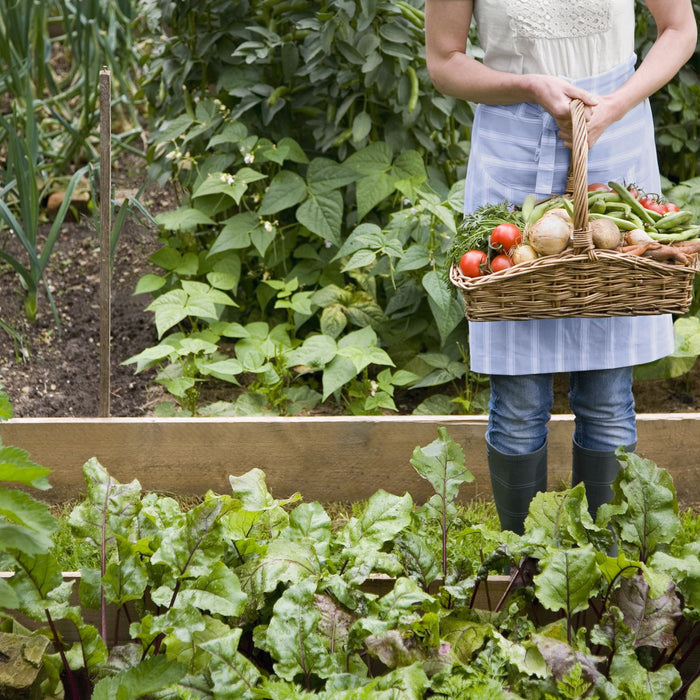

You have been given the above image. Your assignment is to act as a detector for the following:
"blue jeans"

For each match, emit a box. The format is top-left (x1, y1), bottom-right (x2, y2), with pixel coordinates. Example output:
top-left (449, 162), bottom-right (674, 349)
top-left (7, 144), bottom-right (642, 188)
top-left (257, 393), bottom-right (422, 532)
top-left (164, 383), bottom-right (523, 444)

top-left (487, 368), bottom-right (636, 455)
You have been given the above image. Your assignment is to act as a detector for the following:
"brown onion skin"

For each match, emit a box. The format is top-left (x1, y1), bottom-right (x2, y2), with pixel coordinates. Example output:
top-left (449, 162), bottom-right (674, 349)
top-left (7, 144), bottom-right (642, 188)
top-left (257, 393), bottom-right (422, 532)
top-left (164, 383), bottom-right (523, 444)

top-left (527, 213), bottom-right (572, 255)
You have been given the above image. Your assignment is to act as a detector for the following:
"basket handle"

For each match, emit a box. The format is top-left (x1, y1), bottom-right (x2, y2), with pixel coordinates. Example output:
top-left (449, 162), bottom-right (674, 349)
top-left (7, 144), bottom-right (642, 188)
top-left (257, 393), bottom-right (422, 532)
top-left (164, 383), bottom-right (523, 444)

top-left (568, 98), bottom-right (594, 252)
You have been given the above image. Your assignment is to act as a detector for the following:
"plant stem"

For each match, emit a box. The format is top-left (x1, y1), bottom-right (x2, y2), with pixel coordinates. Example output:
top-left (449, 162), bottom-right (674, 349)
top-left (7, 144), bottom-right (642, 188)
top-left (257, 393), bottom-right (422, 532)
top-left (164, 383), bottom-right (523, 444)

top-left (46, 609), bottom-right (81, 699)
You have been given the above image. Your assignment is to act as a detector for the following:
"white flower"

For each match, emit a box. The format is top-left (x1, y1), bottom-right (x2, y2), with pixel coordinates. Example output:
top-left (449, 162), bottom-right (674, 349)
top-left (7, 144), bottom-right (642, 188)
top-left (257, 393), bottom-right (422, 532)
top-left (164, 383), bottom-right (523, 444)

top-left (263, 220), bottom-right (273, 232)
top-left (370, 380), bottom-right (379, 397)
top-left (220, 173), bottom-right (236, 185)
top-left (244, 153), bottom-right (255, 164)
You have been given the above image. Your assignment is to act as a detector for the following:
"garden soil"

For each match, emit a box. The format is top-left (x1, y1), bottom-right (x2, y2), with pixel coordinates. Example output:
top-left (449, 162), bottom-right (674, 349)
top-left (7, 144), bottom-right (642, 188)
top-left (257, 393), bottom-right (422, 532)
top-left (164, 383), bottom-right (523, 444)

top-left (2, 155), bottom-right (700, 418)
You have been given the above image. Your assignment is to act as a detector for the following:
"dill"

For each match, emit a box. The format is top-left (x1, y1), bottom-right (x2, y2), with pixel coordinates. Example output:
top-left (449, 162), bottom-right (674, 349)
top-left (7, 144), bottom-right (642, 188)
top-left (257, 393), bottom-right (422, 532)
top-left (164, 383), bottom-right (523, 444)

top-left (447, 201), bottom-right (525, 265)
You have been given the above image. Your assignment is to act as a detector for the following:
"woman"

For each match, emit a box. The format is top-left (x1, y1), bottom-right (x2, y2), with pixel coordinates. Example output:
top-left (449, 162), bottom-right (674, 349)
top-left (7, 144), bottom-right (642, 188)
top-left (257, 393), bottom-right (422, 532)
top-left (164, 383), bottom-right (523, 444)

top-left (425, 0), bottom-right (697, 533)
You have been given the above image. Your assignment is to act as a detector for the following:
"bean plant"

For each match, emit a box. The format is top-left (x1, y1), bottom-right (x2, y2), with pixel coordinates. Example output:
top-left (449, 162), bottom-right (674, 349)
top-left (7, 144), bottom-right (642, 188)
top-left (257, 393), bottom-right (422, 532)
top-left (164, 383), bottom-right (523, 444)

top-left (126, 100), bottom-right (487, 415)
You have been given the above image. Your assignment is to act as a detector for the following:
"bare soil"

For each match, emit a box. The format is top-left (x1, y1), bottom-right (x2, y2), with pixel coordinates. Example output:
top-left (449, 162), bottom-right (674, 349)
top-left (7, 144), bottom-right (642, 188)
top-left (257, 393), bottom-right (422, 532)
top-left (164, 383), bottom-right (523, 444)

top-left (1, 156), bottom-right (700, 418)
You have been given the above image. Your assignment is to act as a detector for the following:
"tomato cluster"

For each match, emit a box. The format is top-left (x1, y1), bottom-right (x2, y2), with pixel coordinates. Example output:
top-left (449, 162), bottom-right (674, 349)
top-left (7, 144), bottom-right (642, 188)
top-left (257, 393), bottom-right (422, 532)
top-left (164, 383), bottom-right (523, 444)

top-left (590, 181), bottom-right (681, 214)
top-left (638, 196), bottom-right (679, 215)
top-left (458, 222), bottom-right (522, 278)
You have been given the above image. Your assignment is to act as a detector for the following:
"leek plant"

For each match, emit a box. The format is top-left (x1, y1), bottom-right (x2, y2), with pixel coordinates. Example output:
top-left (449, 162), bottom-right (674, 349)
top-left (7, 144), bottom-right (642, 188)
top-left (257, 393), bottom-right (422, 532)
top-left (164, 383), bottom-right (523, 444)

top-left (0, 106), bottom-right (89, 324)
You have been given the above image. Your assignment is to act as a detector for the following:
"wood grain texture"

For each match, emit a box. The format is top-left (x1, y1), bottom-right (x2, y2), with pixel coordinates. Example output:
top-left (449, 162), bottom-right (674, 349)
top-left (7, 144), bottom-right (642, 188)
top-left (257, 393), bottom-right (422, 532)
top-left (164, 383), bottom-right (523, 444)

top-left (2, 414), bottom-right (698, 506)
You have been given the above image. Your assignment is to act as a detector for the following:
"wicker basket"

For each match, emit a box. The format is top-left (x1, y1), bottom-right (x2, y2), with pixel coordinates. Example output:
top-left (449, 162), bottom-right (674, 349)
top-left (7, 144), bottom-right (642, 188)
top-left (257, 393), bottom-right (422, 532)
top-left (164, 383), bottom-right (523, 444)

top-left (450, 99), bottom-right (699, 321)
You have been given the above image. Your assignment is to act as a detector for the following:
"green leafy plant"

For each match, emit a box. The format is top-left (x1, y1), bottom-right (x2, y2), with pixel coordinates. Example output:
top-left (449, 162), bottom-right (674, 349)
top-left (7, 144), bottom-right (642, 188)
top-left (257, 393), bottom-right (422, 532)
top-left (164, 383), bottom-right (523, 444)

top-left (636, 0), bottom-right (700, 182)
top-left (140, 0), bottom-right (472, 184)
top-left (127, 108), bottom-right (471, 415)
top-left (0, 107), bottom-right (90, 323)
top-left (0, 0), bottom-right (143, 172)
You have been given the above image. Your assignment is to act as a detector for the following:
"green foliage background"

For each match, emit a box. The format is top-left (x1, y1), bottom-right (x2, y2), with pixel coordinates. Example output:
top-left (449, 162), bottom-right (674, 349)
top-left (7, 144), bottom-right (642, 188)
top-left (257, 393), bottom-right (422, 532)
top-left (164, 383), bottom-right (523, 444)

top-left (2, 0), bottom-right (700, 415)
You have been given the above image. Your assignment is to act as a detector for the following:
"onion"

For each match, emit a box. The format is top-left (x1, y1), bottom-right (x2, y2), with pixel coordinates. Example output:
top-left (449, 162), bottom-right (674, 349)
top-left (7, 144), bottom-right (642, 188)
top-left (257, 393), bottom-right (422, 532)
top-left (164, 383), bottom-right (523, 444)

top-left (590, 218), bottom-right (623, 250)
top-left (624, 228), bottom-right (654, 246)
top-left (546, 207), bottom-right (574, 227)
top-left (527, 213), bottom-right (572, 255)
top-left (511, 244), bottom-right (538, 265)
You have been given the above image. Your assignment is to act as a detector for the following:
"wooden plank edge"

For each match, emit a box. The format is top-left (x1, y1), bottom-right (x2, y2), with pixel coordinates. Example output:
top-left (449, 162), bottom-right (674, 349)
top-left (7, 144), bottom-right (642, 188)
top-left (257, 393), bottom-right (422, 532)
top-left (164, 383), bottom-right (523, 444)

top-left (1, 414), bottom-right (698, 508)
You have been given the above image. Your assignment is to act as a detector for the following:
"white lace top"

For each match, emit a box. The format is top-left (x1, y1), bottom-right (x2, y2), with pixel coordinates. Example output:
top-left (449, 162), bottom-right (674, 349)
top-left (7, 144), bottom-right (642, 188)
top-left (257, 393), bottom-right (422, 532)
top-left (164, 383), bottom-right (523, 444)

top-left (473, 0), bottom-right (636, 79)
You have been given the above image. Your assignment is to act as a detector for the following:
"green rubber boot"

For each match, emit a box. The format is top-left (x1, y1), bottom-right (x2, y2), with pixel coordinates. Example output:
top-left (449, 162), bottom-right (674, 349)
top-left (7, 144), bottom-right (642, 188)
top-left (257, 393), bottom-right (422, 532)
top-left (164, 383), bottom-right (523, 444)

top-left (486, 439), bottom-right (547, 535)
top-left (571, 440), bottom-right (636, 520)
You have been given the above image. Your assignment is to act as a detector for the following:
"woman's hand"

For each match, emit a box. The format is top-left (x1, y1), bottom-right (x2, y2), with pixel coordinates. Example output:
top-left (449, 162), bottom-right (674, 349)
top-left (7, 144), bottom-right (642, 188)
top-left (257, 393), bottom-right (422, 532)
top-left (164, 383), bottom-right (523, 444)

top-left (526, 74), bottom-right (599, 149)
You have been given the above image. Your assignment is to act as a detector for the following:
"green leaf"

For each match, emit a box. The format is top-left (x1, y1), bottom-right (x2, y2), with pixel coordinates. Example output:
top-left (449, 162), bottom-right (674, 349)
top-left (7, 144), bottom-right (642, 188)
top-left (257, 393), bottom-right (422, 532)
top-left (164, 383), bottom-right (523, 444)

top-left (133, 273), bottom-right (166, 295)
top-left (296, 189), bottom-right (343, 244)
top-left (603, 451), bottom-right (679, 562)
top-left (410, 427), bottom-right (473, 506)
top-left (285, 334), bottom-right (338, 370)
top-left (395, 243), bottom-right (430, 273)
top-left (259, 170), bottom-right (307, 215)
top-left (421, 270), bottom-right (465, 345)
top-left (0, 487), bottom-right (57, 555)
top-left (648, 545), bottom-right (700, 610)
top-left (345, 142), bottom-right (393, 175)
top-left (0, 392), bottom-right (12, 420)
top-left (336, 490), bottom-right (413, 578)
top-left (206, 252), bottom-right (242, 292)
top-left (239, 540), bottom-right (320, 597)
top-left (150, 497), bottom-right (233, 586)
top-left (147, 283), bottom-right (237, 337)
top-left (337, 345), bottom-right (394, 373)
top-left (352, 112), bottom-right (372, 142)
top-left (341, 249), bottom-right (377, 271)
top-left (392, 150), bottom-right (427, 183)
top-left (524, 485), bottom-right (612, 552)
top-left (265, 578), bottom-right (338, 681)
top-left (210, 211), bottom-right (261, 254)
top-left (198, 628), bottom-right (262, 697)
top-left (283, 502), bottom-right (333, 562)
top-left (320, 305), bottom-right (348, 339)
top-left (356, 172), bottom-right (396, 220)
top-left (0, 444), bottom-right (52, 489)
top-left (155, 206), bottom-right (215, 232)
top-left (322, 355), bottom-right (360, 400)
top-left (6, 552), bottom-right (76, 620)
top-left (305, 157), bottom-right (359, 194)
top-left (158, 560), bottom-right (247, 616)
top-left (534, 545), bottom-right (600, 616)
top-left (634, 316), bottom-right (700, 380)
top-left (0, 576), bottom-right (19, 609)
top-left (608, 648), bottom-right (682, 699)
top-left (92, 655), bottom-right (188, 700)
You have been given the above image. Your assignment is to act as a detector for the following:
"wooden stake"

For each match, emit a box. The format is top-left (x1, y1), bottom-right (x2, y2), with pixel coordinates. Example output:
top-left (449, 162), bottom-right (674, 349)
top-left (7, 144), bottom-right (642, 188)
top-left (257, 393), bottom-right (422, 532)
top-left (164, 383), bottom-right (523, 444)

top-left (98, 69), bottom-right (111, 417)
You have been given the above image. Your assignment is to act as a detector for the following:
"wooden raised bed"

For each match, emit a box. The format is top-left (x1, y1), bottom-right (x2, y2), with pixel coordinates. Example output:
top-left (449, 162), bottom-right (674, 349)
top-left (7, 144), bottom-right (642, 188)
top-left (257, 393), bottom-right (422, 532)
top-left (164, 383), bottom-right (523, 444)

top-left (1, 413), bottom-right (698, 508)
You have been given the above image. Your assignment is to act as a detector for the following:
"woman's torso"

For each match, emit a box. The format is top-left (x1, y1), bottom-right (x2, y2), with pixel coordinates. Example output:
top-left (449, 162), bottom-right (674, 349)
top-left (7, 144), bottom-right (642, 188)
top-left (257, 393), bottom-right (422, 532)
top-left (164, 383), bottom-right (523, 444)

top-left (473, 0), bottom-right (636, 78)
top-left (462, 23), bottom-right (674, 376)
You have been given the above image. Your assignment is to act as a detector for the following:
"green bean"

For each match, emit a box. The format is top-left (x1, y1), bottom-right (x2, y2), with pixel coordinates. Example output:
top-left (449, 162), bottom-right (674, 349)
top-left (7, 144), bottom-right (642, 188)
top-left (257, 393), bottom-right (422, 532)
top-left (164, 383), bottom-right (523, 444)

top-left (647, 226), bottom-right (700, 242)
top-left (607, 181), bottom-right (657, 227)
top-left (588, 212), bottom-right (639, 231)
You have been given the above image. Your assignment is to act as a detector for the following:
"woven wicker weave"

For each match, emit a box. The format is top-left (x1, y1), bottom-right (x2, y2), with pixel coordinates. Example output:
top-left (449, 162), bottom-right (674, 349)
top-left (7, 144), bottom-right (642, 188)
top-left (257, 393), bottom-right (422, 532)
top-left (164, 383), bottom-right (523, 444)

top-left (450, 99), bottom-right (699, 321)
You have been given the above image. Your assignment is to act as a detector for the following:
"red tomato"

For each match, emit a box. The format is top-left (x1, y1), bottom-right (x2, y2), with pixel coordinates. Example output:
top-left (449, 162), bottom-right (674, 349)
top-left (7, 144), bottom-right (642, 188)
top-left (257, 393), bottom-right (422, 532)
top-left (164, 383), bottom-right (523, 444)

top-left (489, 223), bottom-right (522, 253)
top-left (490, 254), bottom-right (512, 272)
top-left (639, 196), bottom-right (665, 214)
top-left (587, 183), bottom-right (610, 192)
top-left (662, 202), bottom-right (680, 213)
top-left (459, 250), bottom-right (488, 278)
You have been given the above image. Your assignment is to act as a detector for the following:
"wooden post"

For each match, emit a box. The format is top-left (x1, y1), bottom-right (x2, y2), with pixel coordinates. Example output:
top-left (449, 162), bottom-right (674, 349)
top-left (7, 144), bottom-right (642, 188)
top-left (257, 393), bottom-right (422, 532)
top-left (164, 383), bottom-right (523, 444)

top-left (99, 68), bottom-right (111, 417)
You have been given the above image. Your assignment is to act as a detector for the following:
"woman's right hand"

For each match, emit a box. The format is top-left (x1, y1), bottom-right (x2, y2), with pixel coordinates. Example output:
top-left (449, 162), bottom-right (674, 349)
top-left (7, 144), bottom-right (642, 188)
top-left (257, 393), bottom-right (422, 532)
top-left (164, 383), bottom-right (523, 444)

top-left (527, 74), bottom-right (599, 149)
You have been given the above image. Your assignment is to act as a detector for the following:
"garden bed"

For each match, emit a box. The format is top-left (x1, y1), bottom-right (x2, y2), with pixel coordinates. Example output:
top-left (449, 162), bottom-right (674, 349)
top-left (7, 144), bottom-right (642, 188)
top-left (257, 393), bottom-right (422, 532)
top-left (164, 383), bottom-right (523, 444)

top-left (2, 413), bottom-right (699, 509)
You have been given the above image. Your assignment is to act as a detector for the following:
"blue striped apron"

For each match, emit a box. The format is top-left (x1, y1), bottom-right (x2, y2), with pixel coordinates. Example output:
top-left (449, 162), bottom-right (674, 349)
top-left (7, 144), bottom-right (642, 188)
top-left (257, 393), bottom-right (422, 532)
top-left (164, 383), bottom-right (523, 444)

top-left (465, 55), bottom-right (674, 375)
